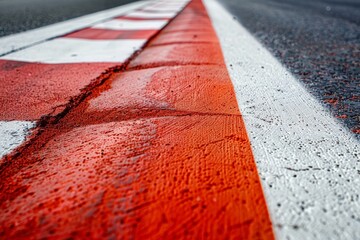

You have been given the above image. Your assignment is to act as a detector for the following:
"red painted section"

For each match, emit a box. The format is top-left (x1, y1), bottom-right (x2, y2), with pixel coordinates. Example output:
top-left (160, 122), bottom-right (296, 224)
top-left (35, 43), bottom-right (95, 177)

top-left (0, 60), bottom-right (117, 120)
top-left (149, 30), bottom-right (218, 45)
top-left (64, 28), bottom-right (158, 40)
top-left (0, 0), bottom-right (275, 239)
top-left (128, 43), bottom-right (223, 69)
top-left (88, 66), bottom-right (239, 115)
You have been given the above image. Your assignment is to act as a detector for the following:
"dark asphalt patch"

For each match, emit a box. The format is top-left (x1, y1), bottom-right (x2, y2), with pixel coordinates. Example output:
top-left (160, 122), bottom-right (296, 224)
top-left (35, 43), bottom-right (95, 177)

top-left (221, 0), bottom-right (360, 139)
top-left (0, 0), bottom-right (139, 37)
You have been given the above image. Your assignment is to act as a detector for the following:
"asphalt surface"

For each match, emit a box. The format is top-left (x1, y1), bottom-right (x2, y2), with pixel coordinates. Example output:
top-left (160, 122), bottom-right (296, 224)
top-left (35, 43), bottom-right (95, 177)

top-left (0, 0), bottom-right (139, 37)
top-left (220, 0), bottom-right (360, 139)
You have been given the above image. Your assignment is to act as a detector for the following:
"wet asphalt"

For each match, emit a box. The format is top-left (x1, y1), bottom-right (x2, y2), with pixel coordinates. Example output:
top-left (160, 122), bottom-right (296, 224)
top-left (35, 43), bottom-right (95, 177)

top-left (220, 0), bottom-right (360, 139)
top-left (0, 0), bottom-right (139, 37)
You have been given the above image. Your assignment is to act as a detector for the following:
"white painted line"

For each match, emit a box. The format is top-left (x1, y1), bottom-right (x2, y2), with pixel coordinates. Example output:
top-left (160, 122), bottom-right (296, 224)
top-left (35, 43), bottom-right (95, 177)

top-left (0, 121), bottom-right (35, 159)
top-left (152, 4), bottom-right (186, 9)
top-left (204, 0), bottom-right (360, 240)
top-left (154, 3), bottom-right (186, 6)
top-left (155, 1), bottom-right (188, 4)
top-left (141, 6), bottom-right (181, 12)
top-left (125, 11), bottom-right (177, 18)
top-left (150, 2), bottom-right (187, 7)
top-left (144, 1), bottom-right (189, 11)
top-left (152, 1), bottom-right (186, 3)
top-left (0, 0), bottom-right (149, 56)
top-left (92, 19), bottom-right (168, 30)
top-left (0, 38), bottom-right (146, 63)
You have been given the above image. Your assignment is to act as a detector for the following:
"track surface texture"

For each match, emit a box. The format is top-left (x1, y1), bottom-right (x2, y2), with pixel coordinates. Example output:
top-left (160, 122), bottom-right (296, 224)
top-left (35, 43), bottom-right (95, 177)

top-left (0, 0), bottom-right (139, 37)
top-left (0, 1), bottom-right (274, 239)
top-left (220, 0), bottom-right (360, 139)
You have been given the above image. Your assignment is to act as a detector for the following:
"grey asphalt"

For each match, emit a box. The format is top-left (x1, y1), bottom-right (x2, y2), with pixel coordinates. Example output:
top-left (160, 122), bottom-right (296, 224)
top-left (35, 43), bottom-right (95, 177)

top-left (220, 0), bottom-right (360, 139)
top-left (0, 0), bottom-right (139, 37)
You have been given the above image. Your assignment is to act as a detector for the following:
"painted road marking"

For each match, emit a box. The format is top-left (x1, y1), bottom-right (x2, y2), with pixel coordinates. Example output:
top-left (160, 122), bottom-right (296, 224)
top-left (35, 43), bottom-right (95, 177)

top-left (204, 0), bottom-right (360, 239)
top-left (1, 38), bottom-right (146, 63)
top-left (64, 28), bottom-right (159, 40)
top-left (125, 10), bottom-right (177, 19)
top-left (142, 6), bottom-right (185, 12)
top-left (148, 30), bottom-right (218, 46)
top-left (0, 0), bottom-right (273, 239)
top-left (128, 42), bottom-right (222, 68)
top-left (0, 61), bottom-right (116, 121)
top-left (141, 6), bottom-right (181, 12)
top-left (148, 3), bottom-right (187, 10)
top-left (92, 19), bottom-right (168, 30)
top-left (0, 1), bottom-right (149, 56)
top-left (0, 0), bottom-right (188, 159)
top-left (0, 121), bottom-right (35, 159)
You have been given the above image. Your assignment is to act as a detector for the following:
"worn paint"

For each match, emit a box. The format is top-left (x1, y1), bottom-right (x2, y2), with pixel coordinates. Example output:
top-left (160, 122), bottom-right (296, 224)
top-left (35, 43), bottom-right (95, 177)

top-left (0, 121), bottom-right (35, 159)
top-left (0, 60), bottom-right (116, 120)
top-left (0, 0), bottom-right (274, 239)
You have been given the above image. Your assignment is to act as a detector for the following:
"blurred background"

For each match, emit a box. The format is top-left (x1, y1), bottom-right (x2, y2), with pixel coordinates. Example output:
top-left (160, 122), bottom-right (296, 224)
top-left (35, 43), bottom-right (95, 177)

top-left (0, 0), bottom-right (140, 37)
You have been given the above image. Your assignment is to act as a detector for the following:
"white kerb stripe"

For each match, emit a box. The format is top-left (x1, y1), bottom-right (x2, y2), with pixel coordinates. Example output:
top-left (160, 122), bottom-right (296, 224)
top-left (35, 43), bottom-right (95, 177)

top-left (141, 6), bottom-right (182, 12)
top-left (151, 4), bottom-right (186, 9)
top-left (204, 0), bottom-right (360, 240)
top-left (0, 0), bottom-right (149, 56)
top-left (0, 38), bottom-right (146, 63)
top-left (125, 11), bottom-right (177, 18)
top-left (152, 3), bottom-right (187, 6)
top-left (0, 121), bottom-right (35, 159)
top-left (92, 19), bottom-right (168, 30)
top-left (150, 2), bottom-right (188, 7)
top-left (153, 1), bottom-right (188, 5)
top-left (154, 0), bottom-right (188, 2)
